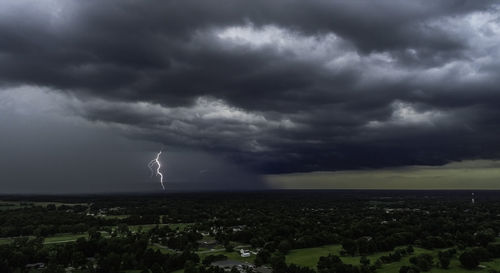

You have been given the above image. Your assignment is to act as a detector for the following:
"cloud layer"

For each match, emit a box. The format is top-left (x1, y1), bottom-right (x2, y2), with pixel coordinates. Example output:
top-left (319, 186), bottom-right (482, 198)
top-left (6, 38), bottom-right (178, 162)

top-left (1, 0), bottom-right (500, 174)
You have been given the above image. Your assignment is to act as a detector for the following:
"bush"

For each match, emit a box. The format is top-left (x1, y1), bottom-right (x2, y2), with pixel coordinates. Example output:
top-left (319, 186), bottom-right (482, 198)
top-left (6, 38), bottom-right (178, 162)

top-left (437, 251), bottom-right (450, 269)
top-left (409, 254), bottom-right (433, 272)
top-left (459, 250), bottom-right (479, 269)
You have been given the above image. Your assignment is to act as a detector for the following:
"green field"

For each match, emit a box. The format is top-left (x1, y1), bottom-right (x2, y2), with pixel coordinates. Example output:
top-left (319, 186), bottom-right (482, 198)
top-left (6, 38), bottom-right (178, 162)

top-left (0, 237), bottom-right (14, 244)
top-left (43, 233), bottom-right (88, 244)
top-left (126, 223), bottom-right (191, 233)
top-left (286, 244), bottom-right (500, 272)
top-left (0, 231), bottom-right (112, 246)
top-left (100, 214), bottom-right (130, 219)
top-left (198, 248), bottom-right (255, 263)
top-left (0, 200), bottom-right (88, 210)
top-left (0, 223), bottom-right (189, 247)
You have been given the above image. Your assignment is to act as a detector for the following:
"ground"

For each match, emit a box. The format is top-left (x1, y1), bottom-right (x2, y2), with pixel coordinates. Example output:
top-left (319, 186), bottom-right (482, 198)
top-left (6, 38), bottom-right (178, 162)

top-left (285, 244), bottom-right (500, 272)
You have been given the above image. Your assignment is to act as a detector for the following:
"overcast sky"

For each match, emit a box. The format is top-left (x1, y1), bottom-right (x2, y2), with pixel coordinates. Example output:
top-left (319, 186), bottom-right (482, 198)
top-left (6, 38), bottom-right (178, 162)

top-left (1, 0), bottom-right (500, 193)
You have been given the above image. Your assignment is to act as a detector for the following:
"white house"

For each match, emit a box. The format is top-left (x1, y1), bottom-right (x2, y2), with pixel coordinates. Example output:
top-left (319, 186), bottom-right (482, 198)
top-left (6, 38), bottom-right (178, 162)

top-left (240, 249), bottom-right (251, 257)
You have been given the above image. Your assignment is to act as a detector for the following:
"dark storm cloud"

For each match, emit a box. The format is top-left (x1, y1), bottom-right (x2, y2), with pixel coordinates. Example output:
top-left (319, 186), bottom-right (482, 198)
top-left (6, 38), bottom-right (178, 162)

top-left (1, 0), bottom-right (500, 174)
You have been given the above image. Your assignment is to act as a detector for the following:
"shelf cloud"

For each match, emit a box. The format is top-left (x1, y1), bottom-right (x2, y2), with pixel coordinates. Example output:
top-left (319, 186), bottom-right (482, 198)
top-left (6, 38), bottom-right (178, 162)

top-left (1, 0), bottom-right (500, 180)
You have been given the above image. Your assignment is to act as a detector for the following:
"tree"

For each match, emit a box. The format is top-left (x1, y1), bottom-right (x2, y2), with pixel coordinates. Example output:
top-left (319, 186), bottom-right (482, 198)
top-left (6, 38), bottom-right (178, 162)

top-left (360, 256), bottom-right (370, 266)
top-left (270, 252), bottom-right (287, 273)
top-left (409, 254), bottom-right (433, 272)
top-left (406, 246), bottom-right (414, 254)
top-left (0, 260), bottom-right (10, 273)
top-left (437, 251), bottom-right (450, 269)
top-left (184, 260), bottom-right (199, 273)
top-left (342, 239), bottom-right (357, 256)
top-left (224, 242), bottom-right (234, 252)
top-left (97, 252), bottom-right (121, 273)
top-left (255, 249), bottom-right (271, 266)
top-left (72, 251), bottom-right (87, 268)
top-left (475, 228), bottom-right (495, 247)
top-left (317, 254), bottom-right (353, 273)
top-left (117, 223), bottom-right (130, 236)
top-left (472, 247), bottom-right (491, 262)
top-left (43, 264), bottom-right (65, 273)
top-left (151, 263), bottom-right (165, 273)
top-left (459, 250), bottom-right (479, 269)
top-left (278, 240), bottom-right (292, 254)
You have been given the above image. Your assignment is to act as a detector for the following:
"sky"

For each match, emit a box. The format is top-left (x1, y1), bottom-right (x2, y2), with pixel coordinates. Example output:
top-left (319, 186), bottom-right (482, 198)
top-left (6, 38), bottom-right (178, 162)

top-left (1, 0), bottom-right (500, 193)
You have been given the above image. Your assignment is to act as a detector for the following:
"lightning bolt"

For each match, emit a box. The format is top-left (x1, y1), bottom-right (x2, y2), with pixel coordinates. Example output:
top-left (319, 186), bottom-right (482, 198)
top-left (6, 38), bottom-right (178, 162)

top-left (148, 149), bottom-right (165, 190)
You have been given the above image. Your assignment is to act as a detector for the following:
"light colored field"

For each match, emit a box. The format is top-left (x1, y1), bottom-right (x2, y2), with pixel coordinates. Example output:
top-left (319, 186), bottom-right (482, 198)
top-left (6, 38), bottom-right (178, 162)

top-left (0, 201), bottom-right (23, 210)
top-left (0, 237), bottom-right (13, 244)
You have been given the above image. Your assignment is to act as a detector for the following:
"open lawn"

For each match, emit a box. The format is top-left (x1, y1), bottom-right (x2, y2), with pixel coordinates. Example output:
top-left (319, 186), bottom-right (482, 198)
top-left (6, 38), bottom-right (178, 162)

top-left (43, 233), bottom-right (88, 244)
top-left (100, 214), bottom-right (130, 219)
top-left (198, 249), bottom-right (255, 263)
top-left (0, 231), bottom-right (110, 245)
top-left (125, 223), bottom-right (192, 232)
top-left (286, 244), bottom-right (343, 268)
top-left (150, 243), bottom-right (178, 254)
top-left (286, 244), bottom-right (500, 272)
top-left (0, 200), bottom-right (88, 210)
top-left (0, 201), bottom-right (22, 210)
top-left (0, 237), bottom-right (13, 244)
top-left (168, 223), bottom-right (192, 231)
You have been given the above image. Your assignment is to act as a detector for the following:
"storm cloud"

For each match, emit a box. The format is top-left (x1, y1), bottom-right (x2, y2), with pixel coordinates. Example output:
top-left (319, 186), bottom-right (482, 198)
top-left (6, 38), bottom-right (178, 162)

top-left (1, 0), bottom-right (500, 175)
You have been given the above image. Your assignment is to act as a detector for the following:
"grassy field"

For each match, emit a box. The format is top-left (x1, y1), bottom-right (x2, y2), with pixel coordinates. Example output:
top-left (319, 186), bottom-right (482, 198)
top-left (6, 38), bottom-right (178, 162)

top-left (286, 244), bottom-right (342, 268)
top-left (0, 223), bottom-right (188, 246)
top-left (124, 269), bottom-right (184, 273)
top-left (0, 200), bottom-right (88, 210)
top-left (100, 214), bottom-right (130, 219)
top-left (0, 237), bottom-right (14, 244)
top-left (126, 223), bottom-right (191, 232)
top-left (0, 231), bottom-right (112, 245)
top-left (197, 248), bottom-right (255, 263)
top-left (43, 233), bottom-right (88, 244)
top-left (0, 202), bottom-right (20, 210)
top-left (286, 244), bottom-right (500, 272)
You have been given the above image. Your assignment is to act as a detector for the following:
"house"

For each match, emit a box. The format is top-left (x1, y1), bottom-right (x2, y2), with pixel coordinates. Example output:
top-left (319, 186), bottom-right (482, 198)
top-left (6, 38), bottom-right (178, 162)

top-left (230, 225), bottom-right (246, 232)
top-left (212, 260), bottom-right (254, 272)
top-left (198, 239), bottom-right (218, 248)
top-left (255, 266), bottom-right (272, 273)
top-left (240, 249), bottom-right (251, 257)
top-left (25, 263), bottom-right (45, 269)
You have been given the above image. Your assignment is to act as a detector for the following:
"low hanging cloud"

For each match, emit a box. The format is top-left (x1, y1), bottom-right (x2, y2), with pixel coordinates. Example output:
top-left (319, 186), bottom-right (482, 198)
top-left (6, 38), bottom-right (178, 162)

top-left (1, 0), bottom-right (500, 174)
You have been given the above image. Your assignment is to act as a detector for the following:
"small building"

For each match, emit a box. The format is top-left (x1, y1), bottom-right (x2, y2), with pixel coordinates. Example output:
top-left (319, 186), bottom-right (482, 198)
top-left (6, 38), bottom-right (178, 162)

top-left (212, 260), bottom-right (253, 271)
top-left (240, 249), bottom-right (251, 257)
top-left (26, 263), bottom-right (45, 269)
top-left (255, 266), bottom-right (272, 273)
top-left (198, 239), bottom-right (218, 249)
